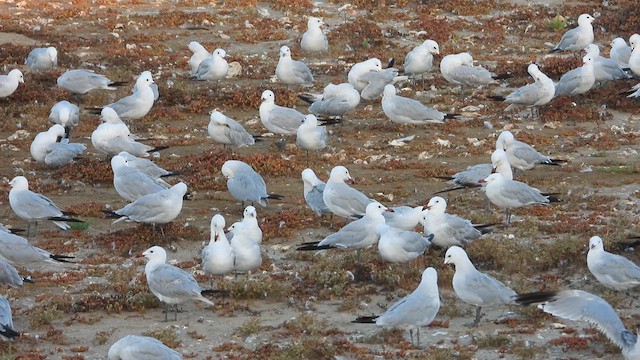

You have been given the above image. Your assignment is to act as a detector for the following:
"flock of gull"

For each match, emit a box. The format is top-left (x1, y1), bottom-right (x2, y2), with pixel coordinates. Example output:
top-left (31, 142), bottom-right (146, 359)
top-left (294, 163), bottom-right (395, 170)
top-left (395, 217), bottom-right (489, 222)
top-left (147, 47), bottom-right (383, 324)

top-left (0, 8), bottom-right (639, 359)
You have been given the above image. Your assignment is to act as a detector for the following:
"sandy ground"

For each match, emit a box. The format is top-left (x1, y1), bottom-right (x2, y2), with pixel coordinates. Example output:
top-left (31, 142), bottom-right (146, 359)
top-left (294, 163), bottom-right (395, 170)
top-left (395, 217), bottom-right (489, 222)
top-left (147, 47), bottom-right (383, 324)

top-left (0, 0), bottom-right (639, 359)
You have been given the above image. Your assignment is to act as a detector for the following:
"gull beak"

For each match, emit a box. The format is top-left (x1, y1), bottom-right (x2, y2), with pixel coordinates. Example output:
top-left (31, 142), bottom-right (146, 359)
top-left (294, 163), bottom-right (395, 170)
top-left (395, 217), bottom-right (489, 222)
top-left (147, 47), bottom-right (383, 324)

top-left (478, 179), bottom-right (487, 184)
top-left (347, 177), bottom-right (355, 185)
top-left (386, 208), bottom-right (395, 213)
top-left (214, 233), bottom-right (219, 241)
top-left (425, 204), bottom-right (432, 210)
top-left (491, 167), bottom-right (497, 174)
top-left (135, 253), bottom-right (145, 258)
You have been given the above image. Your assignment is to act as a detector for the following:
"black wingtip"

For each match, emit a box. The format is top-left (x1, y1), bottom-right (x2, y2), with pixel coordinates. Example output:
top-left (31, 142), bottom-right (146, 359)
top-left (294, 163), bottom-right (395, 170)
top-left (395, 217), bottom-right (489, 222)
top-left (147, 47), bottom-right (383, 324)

top-left (296, 243), bottom-right (335, 251)
top-left (444, 113), bottom-right (460, 120)
top-left (62, 210), bottom-right (78, 217)
top-left (546, 196), bottom-right (562, 203)
top-left (387, 58), bottom-right (395, 69)
top-left (549, 48), bottom-right (561, 54)
top-left (0, 325), bottom-right (20, 339)
top-left (514, 291), bottom-right (559, 306)
top-left (159, 171), bottom-right (180, 178)
top-left (110, 81), bottom-right (129, 87)
top-left (432, 186), bottom-right (466, 195)
top-left (50, 254), bottom-right (75, 263)
top-left (318, 119), bottom-right (342, 126)
top-left (489, 95), bottom-right (506, 102)
top-left (22, 276), bottom-right (34, 284)
top-left (6, 228), bottom-right (25, 235)
top-left (298, 93), bottom-right (315, 105)
top-left (474, 222), bottom-right (500, 234)
top-left (352, 316), bottom-right (378, 324)
top-left (267, 194), bottom-right (284, 200)
top-left (101, 210), bottom-right (120, 218)
top-left (150, 145), bottom-right (169, 153)
top-left (492, 72), bottom-right (513, 80)
top-left (48, 216), bottom-right (83, 223)
top-left (87, 107), bottom-right (103, 115)
top-left (201, 289), bottom-right (230, 297)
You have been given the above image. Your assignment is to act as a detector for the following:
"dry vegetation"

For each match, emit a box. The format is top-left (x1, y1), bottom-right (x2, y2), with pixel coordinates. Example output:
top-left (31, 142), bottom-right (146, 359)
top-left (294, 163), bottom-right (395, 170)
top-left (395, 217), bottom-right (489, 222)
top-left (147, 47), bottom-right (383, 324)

top-left (0, 0), bottom-right (639, 359)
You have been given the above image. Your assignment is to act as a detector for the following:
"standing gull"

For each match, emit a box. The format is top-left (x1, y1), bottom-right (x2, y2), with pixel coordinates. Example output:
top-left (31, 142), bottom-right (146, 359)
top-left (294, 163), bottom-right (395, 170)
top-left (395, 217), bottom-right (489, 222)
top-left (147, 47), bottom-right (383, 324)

top-left (118, 151), bottom-right (177, 179)
top-left (382, 84), bottom-right (454, 124)
top-left (208, 110), bottom-right (256, 148)
top-left (480, 173), bottom-right (561, 224)
top-left (440, 53), bottom-right (503, 91)
top-left (421, 196), bottom-right (495, 248)
top-left (30, 124), bottom-right (86, 168)
top-left (49, 100), bottom-right (80, 138)
top-left (191, 48), bottom-right (229, 81)
top-left (138, 246), bottom-right (214, 321)
top-left (301, 17), bottom-right (328, 53)
top-left (549, 14), bottom-right (595, 53)
top-left (496, 130), bottom-right (565, 172)
top-left (554, 55), bottom-right (596, 97)
top-left (0, 228), bottom-right (74, 266)
top-left (322, 166), bottom-right (372, 219)
top-left (403, 39), bottom-right (440, 84)
top-left (25, 47), bottom-right (57, 71)
top-left (111, 155), bottom-right (169, 202)
top-left (227, 206), bottom-right (263, 244)
top-left (103, 71), bottom-right (156, 121)
top-left (221, 160), bottom-right (282, 207)
top-left (353, 267), bottom-right (440, 348)
top-left (259, 90), bottom-right (305, 136)
top-left (8, 176), bottom-right (82, 235)
top-left (201, 214), bottom-right (235, 279)
top-left (584, 44), bottom-right (630, 81)
top-left (0, 298), bottom-right (19, 340)
top-left (489, 63), bottom-right (555, 117)
top-left (296, 114), bottom-right (328, 163)
top-left (434, 148), bottom-right (512, 194)
top-left (444, 246), bottom-right (517, 326)
top-left (515, 290), bottom-right (640, 360)
top-left (108, 334), bottom-right (182, 360)
top-left (587, 235), bottom-right (640, 291)
top-left (299, 82), bottom-right (360, 119)
top-left (229, 220), bottom-right (262, 273)
top-left (91, 107), bottom-right (166, 157)
top-left (0, 69), bottom-right (24, 98)
top-left (348, 58), bottom-right (383, 92)
top-left (610, 37), bottom-right (632, 67)
top-left (104, 182), bottom-right (187, 226)
top-left (275, 46), bottom-right (314, 86)
top-left (297, 202), bottom-right (391, 251)
top-left (301, 169), bottom-right (331, 217)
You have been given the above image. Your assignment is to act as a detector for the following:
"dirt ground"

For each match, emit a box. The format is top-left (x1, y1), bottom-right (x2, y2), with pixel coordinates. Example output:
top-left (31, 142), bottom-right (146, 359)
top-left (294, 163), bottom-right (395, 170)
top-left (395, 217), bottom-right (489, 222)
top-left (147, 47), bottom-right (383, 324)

top-left (0, 0), bottom-right (639, 359)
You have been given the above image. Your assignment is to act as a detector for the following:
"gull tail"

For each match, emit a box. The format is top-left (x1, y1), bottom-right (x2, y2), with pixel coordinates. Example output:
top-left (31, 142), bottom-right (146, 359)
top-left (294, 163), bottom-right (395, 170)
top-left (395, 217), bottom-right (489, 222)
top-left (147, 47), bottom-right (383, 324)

top-left (48, 216), bottom-right (82, 223)
top-left (87, 107), bottom-right (103, 115)
top-left (444, 113), bottom-right (460, 120)
top-left (489, 95), bottom-right (506, 102)
top-left (296, 242), bottom-right (335, 251)
top-left (318, 119), bottom-right (342, 126)
top-left (110, 81), bottom-right (129, 87)
top-left (298, 93), bottom-right (318, 105)
top-left (0, 325), bottom-right (20, 339)
top-left (196, 295), bottom-right (215, 306)
top-left (267, 194), bottom-right (284, 200)
top-left (542, 159), bottom-right (567, 166)
top-left (50, 254), bottom-right (75, 263)
top-left (542, 193), bottom-right (562, 203)
top-left (201, 289), bottom-right (230, 297)
top-left (252, 135), bottom-right (264, 142)
top-left (352, 315), bottom-right (378, 324)
top-left (101, 210), bottom-right (121, 219)
top-left (22, 276), bottom-right (34, 284)
top-left (473, 222), bottom-right (501, 234)
top-left (514, 290), bottom-right (558, 306)
top-left (492, 72), bottom-right (513, 80)
top-left (6, 228), bottom-right (25, 235)
top-left (149, 145), bottom-right (169, 153)
top-left (548, 47), bottom-right (562, 54)
top-left (160, 171), bottom-right (180, 178)
top-left (62, 210), bottom-right (78, 217)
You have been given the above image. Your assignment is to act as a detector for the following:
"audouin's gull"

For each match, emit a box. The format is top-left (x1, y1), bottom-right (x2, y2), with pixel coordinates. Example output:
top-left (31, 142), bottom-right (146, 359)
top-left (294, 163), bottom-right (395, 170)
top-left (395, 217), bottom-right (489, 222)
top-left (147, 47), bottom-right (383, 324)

top-left (301, 168), bottom-right (331, 217)
top-left (0, 69), bottom-right (24, 98)
top-left (322, 166), bottom-right (372, 218)
top-left (221, 160), bottom-right (283, 207)
top-left (108, 334), bottom-right (182, 360)
top-left (549, 14), bottom-right (595, 53)
top-left (275, 46), bottom-right (313, 86)
top-left (301, 17), bottom-right (328, 53)
top-left (587, 235), bottom-right (640, 291)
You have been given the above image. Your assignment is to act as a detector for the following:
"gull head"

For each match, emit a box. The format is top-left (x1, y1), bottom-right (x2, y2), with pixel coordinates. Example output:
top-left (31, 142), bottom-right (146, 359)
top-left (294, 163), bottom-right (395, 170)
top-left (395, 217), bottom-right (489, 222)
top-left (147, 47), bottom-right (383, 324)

top-left (301, 169), bottom-right (321, 185)
top-left (629, 34), bottom-right (640, 50)
top-left (584, 44), bottom-right (599, 57)
top-left (9, 176), bottom-right (28, 190)
top-left (329, 165), bottom-right (352, 183)
top-left (210, 111), bottom-right (227, 125)
top-left (589, 236), bottom-right (604, 251)
top-left (301, 114), bottom-right (318, 126)
top-left (136, 71), bottom-right (154, 86)
top-left (47, 47), bottom-right (58, 62)
top-left (577, 14), bottom-right (595, 26)
top-left (279, 46), bottom-right (291, 59)
top-left (526, 63), bottom-right (540, 77)
top-left (424, 39), bottom-right (440, 55)
top-left (491, 148), bottom-right (508, 168)
top-left (261, 90), bottom-right (275, 103)
top-left (138, 245), bottom-right (167, 263)
top-left (49, 124), bottom-right (66, 138)
top-left (497, 130), bottom-right (515, 147)
top-left (243, 206), bottom-right (257, 219)
top-left (8, 69), bottom-right (24, 84)
top-left (383, 84), bottom-right (396, 97)
top-left (211, 214), bottom-right (226, 241)
top-left (480, 172), bottom-right (503, 185)
top-left (582, 55), bottom-right (594, 65)
top-left (100, 107), bottom-right (121, 124)
top-left (611, 37), bottom-right (627, 48)
top-left (426, 196), bottom-right (447, 212)
top-left (308, 17), bottom-right (324, 28)
top-left (213, 48), bottom-right (227, 58)
top-left (365, 202), bottom-right (389, 217)
top-left (444, 245), bottom-right (467, 265)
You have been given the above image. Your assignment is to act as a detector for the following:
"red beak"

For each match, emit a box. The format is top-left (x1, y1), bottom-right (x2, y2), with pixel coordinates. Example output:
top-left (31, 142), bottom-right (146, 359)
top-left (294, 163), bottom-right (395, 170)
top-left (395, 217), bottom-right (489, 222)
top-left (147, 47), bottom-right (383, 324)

top-left (135, 253), bottom-right (145, 258)
top-left (386, 208), bottom-right (395, 213)
top-left (478, 179), bottom-right (486, 184)
top-left (425, 205), bottom-right (432, 210)
top-left (214, 233), bottom-right (219, 241)
top-left (491, 167), bottom-right (497, 174)
top-left (347, 178), bottom-right (355, 185)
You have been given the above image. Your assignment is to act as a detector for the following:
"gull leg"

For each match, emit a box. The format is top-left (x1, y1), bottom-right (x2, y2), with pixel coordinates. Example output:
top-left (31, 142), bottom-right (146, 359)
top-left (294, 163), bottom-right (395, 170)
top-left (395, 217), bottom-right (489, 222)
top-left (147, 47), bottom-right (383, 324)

top-left (409, 329), bottom-right (414, 346)
top-left (416, 327), bottom-right (420, 348)
top-left (473, 306), bottom-right (482, 326)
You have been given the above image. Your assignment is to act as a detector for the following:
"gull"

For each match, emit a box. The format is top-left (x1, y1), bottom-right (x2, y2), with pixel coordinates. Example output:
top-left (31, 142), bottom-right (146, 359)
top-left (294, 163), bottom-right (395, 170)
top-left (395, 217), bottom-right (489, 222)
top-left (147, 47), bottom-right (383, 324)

top-left (383, 205), bottom-right (424, 231)
top-left (188, 41), bottom-right (212, 76)
top-left (259, 90), bottom-right (305, 136)
top-left (444, 246), bottom-right (517, 326)
top-left (0, 298), bottom-right (19, 340)
top-left (515, 290), bottom-right (640, 360)
top-left (229, 220), bottom-right (262, 273)
top-left (221, 160), bottom-right (282, 207)
top-left (357, 65), bottom-right (406, 100)
top-left (421, 196), bottom-right (495, 248)
top-left (296, 114), bottom-right (328, 162)
top-left (376, 223), bottom-right (433, 263)
top-left (208, 110), bottom-right (256, 148)
top-left (30, 124), bottom-right (86, 168)
top-left (403, 39), bottom-right (440, 85)
top-left (91, 107), bottom-right (166, 157)
top-left (103, 71), bottom-right (155, 121)
top-left (104, 182), bottom-right (188, 225)
top-left (587, 235), bottom-right (640, 291)
top-left (117, 151), bottom-right (177, 179)
top-left (554, 54), bottom-right (596, 96)
top-left (227, 206), bottom-right (262, 244)
top-left (550, 14), bottom-right (595, 53)
top-left (297, 202), bottom-right (390, 251)
top-left (322, 166), bottom-right (372, 218)
top-left (49, 100), bottom-right (80, 138)
top-left (111, 155), bottom-right (169, 201)
top-left (57, 69), bottom-right (125, 94)
top-left (108, 334), bottom-right (182, 360)
top-left (610, 37), bottom-right (632, 67)
top-left (299, 82), bottom-right (360, 119)
top-left (626, 35), bottom-right (640, 97)
top-left (9, 176), bottom-right (82, 235)
top-left (353, 267), bottom-right (440, 348)
top-left (348, 58), bottom-right (383, 92)
top-left (301, 168), bottom-right (331, 217)
top-left (480, 173), bottom-right (561, 224)
top-left (382, 84), bottom-right (454, 124)
top-left (489, 63), bottom-right (555, 118)
top-left (434, 148), bottom-right (512, 194)
top-left (496, 130), bottom-right (565, 172)
top-left (275, 46), bottom-right (313, 86)
top-left (191, 48), bottom-right (229, 81)
top-left (440, 53), bottom-right (504, 91)
top-left (0, 229), bottom-right (74, 266)
top-left (301, 17), bottom-right (328, 53)
top-left (138, 246), bottom-right (214, 321)
top-left (0, 69), bottom-right (24, 98)
top-left (25, 46), bottom-right (57, 71)
top-left (201, 214), bottom-right (235, 278)
top-left (0, 257), bottom-right (29, 288)
top-left (584, 44), bottom-right (631, 81)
